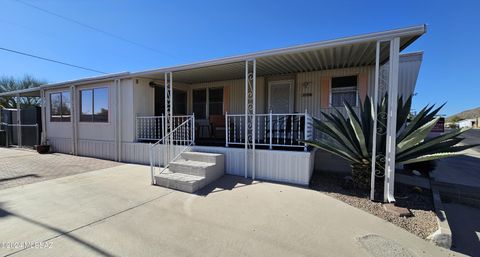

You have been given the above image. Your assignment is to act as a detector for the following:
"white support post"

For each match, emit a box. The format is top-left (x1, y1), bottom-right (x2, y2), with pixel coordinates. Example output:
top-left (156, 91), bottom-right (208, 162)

top-left (304, 109), bottom-right (308, 151)
top-left (40, 89), bottom-right (47, 144)
top-left (384, 37), bottom-right (400, 203)
top-left (225, 112), bottom-right (228, 147)
top-left (244, 61), bottom-right (248, 178)
top-left (192, 113), bottom-right (195, 145)
top-left (252, 59), bottom-right (256, 180)
top-left (16, 93), bottom-right (21, 147)
top-left (244, 59), bottom-right (257, 179)
top-left (269, 109), bottom-right (273, 150)
top-left (164, 73), bottom-right (169, 164)
top-left (370, 41), bottom-right (381, 200)
top-left (169, 72), bottom-right (173, 162)
top-left (70, 85), bottom-right (76, 155)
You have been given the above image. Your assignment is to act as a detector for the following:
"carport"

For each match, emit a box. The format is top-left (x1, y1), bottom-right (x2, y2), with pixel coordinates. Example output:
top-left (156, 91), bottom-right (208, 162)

top-left (0, 87), bottom-right (43, 147)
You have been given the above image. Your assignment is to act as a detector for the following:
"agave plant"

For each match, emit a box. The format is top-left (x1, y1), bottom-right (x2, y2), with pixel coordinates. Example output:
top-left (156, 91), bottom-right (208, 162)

top-left (304, 94), bottom-right (477, 190)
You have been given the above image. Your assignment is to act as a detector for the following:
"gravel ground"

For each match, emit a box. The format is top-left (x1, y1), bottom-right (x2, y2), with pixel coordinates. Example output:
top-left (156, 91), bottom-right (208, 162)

top-left (310, 172), bottom-right (438, 239)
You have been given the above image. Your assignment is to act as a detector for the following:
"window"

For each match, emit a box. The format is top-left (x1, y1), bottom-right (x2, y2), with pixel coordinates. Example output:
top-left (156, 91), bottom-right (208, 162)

top-left (80, 87), bottom-right (109, 122)
top-left (208, 88), bottom-right (223, 115)
top-left (331, 76), bottom-right (358, 107)
top-left (173, 90), bottom-right (187, 115)
top-left (50, 91), bottom-right (71, 122)
top-left (192, 89), bottom-right (206, 119)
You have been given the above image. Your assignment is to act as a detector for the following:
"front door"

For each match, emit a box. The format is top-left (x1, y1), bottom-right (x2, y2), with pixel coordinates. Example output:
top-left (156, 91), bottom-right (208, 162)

top-left (268, 80), bottom-right (294, 113)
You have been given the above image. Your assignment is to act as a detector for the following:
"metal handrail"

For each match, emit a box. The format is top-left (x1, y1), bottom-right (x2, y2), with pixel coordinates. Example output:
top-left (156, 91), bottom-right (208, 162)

top-left (149, 114), bottom-right (195, 185)
top-left (151, 118), bottom-right (191, 147)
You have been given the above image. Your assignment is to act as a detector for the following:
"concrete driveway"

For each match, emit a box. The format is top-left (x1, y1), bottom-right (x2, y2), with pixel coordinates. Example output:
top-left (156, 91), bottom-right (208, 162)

top-left (0, 164), bottom-right (459, 257)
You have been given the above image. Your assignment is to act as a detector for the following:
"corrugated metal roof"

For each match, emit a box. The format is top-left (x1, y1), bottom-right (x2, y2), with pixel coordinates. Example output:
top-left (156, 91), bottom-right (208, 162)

top-left (1, 24), bottom-right (427, 95)
top-left (138, 25), bottom-right (425, 83)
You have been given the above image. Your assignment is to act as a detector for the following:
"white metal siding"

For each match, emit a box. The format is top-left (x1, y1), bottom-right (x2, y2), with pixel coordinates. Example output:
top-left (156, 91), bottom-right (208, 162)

top-left (77, 139), bottom-right (116, 160)
top-left (296, 66), bottom-right (373, 117)
top-left (48, 137), bottom-right (72, 154)
top-left (367, 52), bottom-right (423, 100)
top-left (192, 146), bottom-right (314, 185)
top-left (189, 77), bottom-right (266, 115)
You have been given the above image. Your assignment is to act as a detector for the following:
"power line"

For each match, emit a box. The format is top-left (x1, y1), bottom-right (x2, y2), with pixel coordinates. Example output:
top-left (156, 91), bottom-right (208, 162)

top-left (14, 0), bottom-right (180, 61)
top-left (0, 47), bottom-right (107, 74)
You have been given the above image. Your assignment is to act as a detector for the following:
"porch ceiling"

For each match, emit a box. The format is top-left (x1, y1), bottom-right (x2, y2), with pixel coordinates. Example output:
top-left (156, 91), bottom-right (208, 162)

top-left (138, 29), bottom-right (422, 84)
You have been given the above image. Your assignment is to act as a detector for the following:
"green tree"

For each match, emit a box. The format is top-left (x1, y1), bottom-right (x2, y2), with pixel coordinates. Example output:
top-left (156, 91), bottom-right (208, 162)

top-left (0, 75), bottom-right (46, 108)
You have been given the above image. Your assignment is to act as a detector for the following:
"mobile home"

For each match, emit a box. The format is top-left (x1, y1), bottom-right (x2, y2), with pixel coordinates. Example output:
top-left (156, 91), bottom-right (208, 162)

top-left (0, 25), bottom-right (426, 196)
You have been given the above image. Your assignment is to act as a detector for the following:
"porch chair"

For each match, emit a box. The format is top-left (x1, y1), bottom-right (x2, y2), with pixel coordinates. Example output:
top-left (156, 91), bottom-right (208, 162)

top-left (209, 115), bottom-right (226, 138)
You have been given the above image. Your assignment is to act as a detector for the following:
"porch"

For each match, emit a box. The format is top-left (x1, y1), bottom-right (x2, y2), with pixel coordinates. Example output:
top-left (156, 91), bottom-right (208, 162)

top-left (130, 25), bottom-right (426, 201)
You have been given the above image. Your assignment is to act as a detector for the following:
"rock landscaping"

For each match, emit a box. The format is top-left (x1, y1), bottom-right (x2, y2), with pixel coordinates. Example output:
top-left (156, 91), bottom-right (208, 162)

top-left (310, 172), bottom-right (438, 239)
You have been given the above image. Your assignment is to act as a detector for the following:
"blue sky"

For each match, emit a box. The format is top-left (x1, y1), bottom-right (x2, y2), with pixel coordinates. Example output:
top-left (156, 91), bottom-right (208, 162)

top-left (1, 0), bottom-right (479, 116)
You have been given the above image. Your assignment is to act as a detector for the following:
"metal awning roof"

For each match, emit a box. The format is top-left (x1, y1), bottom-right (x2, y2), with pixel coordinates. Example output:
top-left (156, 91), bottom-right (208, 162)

top-left (0, 72), bottom-right (129, 97)
top-left (0, 87), bottom-right (41, 97)
top-left (134, 24), bottom-right (426, 83)
top-left (1, 24), bottom-right (426, 94)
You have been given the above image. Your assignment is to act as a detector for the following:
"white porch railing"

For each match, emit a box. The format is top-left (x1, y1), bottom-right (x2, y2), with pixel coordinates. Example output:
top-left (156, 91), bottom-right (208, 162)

top-left (225, 111), bottom-right (313, 151)
top-left (149, 115), bottom-right (195, 184)
top-left (137, 115), bottom-right (191, 141)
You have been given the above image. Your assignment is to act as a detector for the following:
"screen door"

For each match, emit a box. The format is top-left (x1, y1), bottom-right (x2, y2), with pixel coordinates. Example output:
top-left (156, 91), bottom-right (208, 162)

top-left (268, 80), bottom-right (294, 113)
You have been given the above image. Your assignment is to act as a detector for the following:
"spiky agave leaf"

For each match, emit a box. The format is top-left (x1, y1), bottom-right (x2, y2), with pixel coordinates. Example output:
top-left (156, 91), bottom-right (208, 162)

top-left (399, 152), bottom-right (465, 164)
top-left (344, 101), bottom-right (369, 158)
top-left (303, 94), bottom-right (476, 183)
top-left (397, 117), bottom-right (440, 153)
top-left (397, 127), bottom-right (470, 159)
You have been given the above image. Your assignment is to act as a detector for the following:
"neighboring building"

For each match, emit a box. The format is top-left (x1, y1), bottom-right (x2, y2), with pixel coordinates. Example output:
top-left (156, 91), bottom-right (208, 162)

top-left (0, 25), bottom-right (426, 189)
top-left (456, 118), bottom-right (479, 128)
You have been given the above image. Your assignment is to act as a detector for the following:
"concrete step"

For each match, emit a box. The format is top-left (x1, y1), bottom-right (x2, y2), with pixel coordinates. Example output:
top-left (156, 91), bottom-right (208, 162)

top-left (169, 160), bottom-right (217, 177)
top-left (153, 151), bottom-right (225, 193)
top-left (154, 169), bottom-right (206, 193)
top-left (181, 152), bottom-right (223, 164)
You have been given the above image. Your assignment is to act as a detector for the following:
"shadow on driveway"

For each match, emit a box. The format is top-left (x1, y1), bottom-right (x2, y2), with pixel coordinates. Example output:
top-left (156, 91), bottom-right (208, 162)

top-left (443, 203), bottom-right (480, 257)
top-left (0, 202), bottom-right (115, 257)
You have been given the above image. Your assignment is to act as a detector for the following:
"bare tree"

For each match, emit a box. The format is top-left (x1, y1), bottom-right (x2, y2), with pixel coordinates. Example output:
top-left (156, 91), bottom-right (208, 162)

top-left (0, 75), bottom-right (46, 108)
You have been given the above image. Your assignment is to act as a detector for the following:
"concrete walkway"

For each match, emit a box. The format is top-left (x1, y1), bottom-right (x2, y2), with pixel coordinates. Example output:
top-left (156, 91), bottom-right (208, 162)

top-left (0, 164), bottom-right (460, 257)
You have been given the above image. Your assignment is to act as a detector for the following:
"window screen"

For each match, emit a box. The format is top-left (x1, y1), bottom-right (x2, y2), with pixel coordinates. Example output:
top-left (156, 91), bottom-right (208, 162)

top-left (208, 88), bottom-right (223, 115)
top-left (50, 91), bottom-right (71, 122)
top-left (80, 87), bottom-right (109, 122)
top-left (193, 89), bottom-right (206, 119)
top-left (331, 76), bottom-right (357, 107)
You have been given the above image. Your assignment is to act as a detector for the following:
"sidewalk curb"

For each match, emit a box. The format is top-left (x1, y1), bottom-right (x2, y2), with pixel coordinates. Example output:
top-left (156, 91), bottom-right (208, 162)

top-left (427, 185), bottom-right (452, 249)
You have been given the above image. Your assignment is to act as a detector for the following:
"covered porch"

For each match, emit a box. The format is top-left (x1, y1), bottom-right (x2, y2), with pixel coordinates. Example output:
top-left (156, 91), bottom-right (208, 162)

top-left (133, 25), bottom-right (426, 201)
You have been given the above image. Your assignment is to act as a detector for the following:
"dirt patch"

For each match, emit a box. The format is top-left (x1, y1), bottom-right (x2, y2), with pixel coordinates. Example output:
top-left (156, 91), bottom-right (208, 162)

top-left (310, 172), bottom-right (438, 239)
